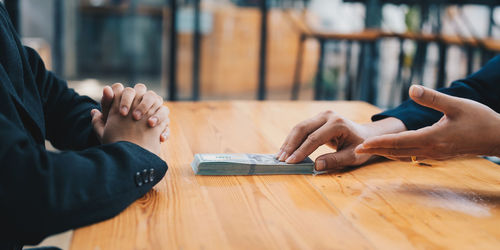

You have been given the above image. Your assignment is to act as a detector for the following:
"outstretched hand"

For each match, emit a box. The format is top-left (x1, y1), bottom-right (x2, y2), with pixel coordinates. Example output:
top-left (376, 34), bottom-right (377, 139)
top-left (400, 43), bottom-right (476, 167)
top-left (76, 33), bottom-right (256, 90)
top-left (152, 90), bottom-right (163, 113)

top-left (276, 111), bottom-right (406, 172)
top-left (356, 85), bottom-right (500, 160)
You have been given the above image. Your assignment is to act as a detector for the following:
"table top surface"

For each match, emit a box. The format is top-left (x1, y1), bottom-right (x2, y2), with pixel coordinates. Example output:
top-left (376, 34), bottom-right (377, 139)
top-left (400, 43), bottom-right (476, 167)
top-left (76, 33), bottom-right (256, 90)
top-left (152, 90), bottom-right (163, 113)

top-left (71, 101), bottom-right (500, 250)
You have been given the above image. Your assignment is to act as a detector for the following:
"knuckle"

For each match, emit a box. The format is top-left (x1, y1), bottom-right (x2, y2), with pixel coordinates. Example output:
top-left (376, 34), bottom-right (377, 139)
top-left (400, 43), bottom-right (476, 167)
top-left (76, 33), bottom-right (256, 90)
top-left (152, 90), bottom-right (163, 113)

top-left (137, 103), bottom-right (147, 111)
top-left (322, 110), bottom-right (334, 116)
top-left (306, 134), bottom-right (321, 145)
top-left (147, 108), bottom-right (156, 116)
top-left (112, 82), bottom-right (123, 89)
top-left (282, 144), bottom-right (294, 154)
top-left (332, 122), bottom-right (349, 134)
top-left (160, 105), bottom-right (169, 116)
top-left (142, 98), bottom-right (154, 106)
top-left (329, 115), bottom-right (345, 124)
top-left (293, 123), bottom-right (306, 133)
top-left (145, 92), bottom-right (157, 103)
top-left (320, 110), bottom-right (334, 118)
top-left (123, 87), bottom-right (135, 94)
top-left (159, 106), bottom-right (169, 116)
top-left (157, 96), bottom-right (164, 105)
top-left (148, 107), bottom-right (162, 117)
top-left (135, 83), bottom-right (146, 89)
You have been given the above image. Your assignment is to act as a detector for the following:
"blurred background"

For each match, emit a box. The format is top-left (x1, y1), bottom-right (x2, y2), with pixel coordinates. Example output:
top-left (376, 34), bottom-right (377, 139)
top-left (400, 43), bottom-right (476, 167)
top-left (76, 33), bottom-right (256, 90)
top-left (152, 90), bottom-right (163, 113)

top-left (5, 0), bottom-right (500, 110)
top-left (6, 0), bottom-right (500, 248)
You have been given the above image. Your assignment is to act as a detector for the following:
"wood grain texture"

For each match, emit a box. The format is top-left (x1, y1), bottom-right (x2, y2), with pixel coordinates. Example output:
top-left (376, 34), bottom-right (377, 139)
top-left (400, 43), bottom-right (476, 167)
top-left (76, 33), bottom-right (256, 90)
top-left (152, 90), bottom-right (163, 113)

top-left (71, 101), bottom-right (500, 250)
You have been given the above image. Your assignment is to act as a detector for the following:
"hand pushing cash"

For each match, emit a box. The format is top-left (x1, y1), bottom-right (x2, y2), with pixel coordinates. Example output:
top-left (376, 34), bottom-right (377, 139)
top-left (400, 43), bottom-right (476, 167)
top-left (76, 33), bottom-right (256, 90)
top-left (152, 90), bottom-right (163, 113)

top-left (191, 154), bottom-right (315, 175)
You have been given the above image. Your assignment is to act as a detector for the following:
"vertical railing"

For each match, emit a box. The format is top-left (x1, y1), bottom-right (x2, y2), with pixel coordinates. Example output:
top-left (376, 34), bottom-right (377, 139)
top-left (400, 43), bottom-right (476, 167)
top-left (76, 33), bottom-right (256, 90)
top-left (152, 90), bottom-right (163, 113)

top-left (168, 0), bottom-right (178, 100)
top-left (257, 0), bottom-right (268, 100)
top-left (192, 0), bottom-right (202, 100)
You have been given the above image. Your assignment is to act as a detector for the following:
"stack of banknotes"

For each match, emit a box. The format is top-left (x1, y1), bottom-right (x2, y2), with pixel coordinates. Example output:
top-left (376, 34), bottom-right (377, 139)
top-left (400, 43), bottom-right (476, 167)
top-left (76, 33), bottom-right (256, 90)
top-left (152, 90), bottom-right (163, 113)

top-left (191, 153), bottom-right (315, 175)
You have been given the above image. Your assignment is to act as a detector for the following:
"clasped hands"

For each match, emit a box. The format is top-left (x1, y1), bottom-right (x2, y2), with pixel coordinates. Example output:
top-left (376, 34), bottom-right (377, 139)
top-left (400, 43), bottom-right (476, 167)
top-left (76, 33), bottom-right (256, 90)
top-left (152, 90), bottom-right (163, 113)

top-left (90, 83), bottom-right (170, 155)
top-left (278, 85), bottom-right (500, 171)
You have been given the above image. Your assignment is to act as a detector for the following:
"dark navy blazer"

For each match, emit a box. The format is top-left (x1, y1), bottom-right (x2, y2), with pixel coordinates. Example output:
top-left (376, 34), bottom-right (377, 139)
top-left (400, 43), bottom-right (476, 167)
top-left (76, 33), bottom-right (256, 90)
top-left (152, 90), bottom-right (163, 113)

top-left (373, 56), bottom-right (500, 129)
top-left (0, 4), bottom-right (167, 249)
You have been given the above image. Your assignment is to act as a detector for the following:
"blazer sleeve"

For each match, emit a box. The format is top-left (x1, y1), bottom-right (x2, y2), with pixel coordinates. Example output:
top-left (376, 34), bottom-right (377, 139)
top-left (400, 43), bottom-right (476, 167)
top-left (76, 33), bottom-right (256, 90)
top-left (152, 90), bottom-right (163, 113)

top-left (372, 55), bottom-right (500, 130)
top-left (0, 113), bottom-right (168, 245)
top-left (24, 46), bottom-right (101, 150)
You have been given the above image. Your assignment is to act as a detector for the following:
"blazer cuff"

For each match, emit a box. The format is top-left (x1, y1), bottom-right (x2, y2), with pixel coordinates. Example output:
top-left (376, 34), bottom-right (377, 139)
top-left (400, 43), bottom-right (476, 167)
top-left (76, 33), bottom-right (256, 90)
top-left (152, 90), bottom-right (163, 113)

top-left (371, 101), bottom-right (443, 131)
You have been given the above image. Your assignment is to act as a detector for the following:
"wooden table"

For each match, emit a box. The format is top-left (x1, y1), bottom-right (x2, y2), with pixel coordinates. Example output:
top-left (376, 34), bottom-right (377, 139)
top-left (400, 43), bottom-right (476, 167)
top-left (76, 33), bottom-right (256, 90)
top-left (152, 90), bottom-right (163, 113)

top-left (71, 101), bottom-right (500, 249)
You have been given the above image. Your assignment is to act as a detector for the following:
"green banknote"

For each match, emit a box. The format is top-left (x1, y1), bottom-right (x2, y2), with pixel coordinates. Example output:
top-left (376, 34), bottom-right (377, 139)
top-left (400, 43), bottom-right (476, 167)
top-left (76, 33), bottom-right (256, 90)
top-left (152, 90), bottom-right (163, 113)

top-left (191, 154), bottom-right (315, 175)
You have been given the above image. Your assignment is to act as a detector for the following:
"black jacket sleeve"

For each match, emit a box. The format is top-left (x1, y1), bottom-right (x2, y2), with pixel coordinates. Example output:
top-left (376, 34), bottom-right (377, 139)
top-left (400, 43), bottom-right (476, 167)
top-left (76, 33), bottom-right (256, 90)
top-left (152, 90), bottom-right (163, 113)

top-left (0, 112), bottom-right (168, 245)
top-left (0, 3), bottom-right (168, 248)
top-left (24, 46), bottom-right (100, 150)
top-left (372, 55), bottom-right (500, 130)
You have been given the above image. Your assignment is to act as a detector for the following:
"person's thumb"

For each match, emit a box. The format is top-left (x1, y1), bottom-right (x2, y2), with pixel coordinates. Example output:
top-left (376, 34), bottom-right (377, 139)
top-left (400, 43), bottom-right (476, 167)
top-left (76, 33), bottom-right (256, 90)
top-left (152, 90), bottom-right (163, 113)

top-left (91, 109), bottom-right (105, 140)
top-left (315, 150), bottom-right (357, 172)
top-left (409, 85), bottom-right (460, 116)
top-left (101, 86), bottom-right (114, 122)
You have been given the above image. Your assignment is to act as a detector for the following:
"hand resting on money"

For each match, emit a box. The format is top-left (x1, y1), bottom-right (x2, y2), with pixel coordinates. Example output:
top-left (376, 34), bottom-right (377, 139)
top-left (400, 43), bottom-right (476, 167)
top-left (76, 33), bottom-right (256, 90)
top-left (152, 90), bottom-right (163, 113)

top-left (276, 111), bottom-right (407, 172)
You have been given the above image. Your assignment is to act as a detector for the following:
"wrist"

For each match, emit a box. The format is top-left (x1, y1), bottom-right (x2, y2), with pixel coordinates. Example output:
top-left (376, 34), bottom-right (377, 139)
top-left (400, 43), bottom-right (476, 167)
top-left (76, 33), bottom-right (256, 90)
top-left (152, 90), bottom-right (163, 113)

top-left (362, 117), bottom-right (407, 138)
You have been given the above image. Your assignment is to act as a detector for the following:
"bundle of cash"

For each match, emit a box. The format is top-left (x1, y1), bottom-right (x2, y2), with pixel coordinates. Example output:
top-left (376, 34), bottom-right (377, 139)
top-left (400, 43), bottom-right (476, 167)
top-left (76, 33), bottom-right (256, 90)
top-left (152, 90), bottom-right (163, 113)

top-left (191, 154), bottom-right (315, 175)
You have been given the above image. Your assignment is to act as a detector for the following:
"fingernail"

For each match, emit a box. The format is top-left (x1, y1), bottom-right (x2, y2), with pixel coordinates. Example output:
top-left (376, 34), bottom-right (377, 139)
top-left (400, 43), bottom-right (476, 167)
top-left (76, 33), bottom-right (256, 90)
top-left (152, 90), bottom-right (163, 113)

top-left (150, 117), bottom-right (158, 126)
top-left (121, 106), bottom-right (128, 115)
top-left (90, 109), bottom-right (97, 116)
top-left (275, 150), bottom-right (283, 159)
top-left (279, 152), bottom-right (287, 161)
top-left (316, 160), bottom-right (326, 171)
top-left (410, 85), bottom-right (424, 98)
top-left (285, 154), bottom-right (296, 163)
top-left (134, 110), bottom-right (142, 119)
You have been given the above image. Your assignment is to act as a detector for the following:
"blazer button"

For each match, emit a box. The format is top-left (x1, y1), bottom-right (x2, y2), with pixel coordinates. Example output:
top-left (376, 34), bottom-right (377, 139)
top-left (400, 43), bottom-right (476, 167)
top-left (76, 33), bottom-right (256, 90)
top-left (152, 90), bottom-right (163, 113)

top-left (142, 169), bottom-right (149, 184)
top-left (149, 168), bottom-right (155, 182)
top-left (135, 172), bottom-right (143, 187)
